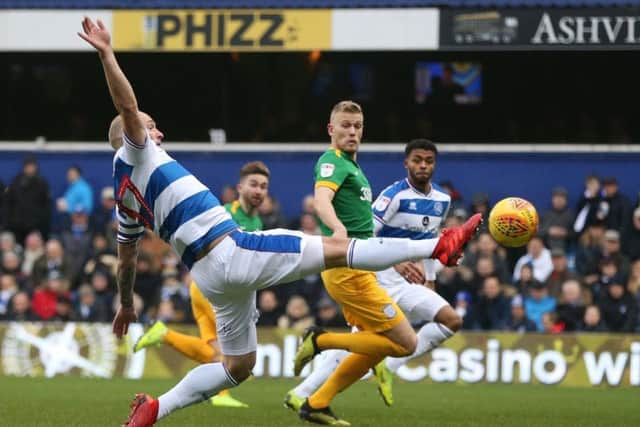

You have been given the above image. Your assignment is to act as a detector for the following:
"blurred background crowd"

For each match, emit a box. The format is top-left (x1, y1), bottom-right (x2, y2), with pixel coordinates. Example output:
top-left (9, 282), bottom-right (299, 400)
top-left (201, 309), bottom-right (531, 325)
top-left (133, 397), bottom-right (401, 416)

top-left (1, 156), bottom-right (639, 334)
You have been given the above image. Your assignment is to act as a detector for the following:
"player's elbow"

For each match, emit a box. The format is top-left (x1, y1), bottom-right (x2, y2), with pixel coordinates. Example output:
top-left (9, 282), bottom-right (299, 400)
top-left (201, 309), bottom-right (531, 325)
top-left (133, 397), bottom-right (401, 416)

top-left (117, 257), bottom-right (136, 273)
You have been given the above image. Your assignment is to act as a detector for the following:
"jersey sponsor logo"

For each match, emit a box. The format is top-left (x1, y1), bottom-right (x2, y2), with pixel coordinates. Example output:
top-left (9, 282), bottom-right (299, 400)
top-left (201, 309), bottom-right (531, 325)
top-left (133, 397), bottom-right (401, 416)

top-left (383, 304), bottom-right (397, 319)
top-left (434, 201), bottom-right (444, 215)
top-left (320, 163), bottom-right (335, 178)
top-left (374, 196), bottom-right (391, 212)
top-left (360, 187), bottom-right (373, 202)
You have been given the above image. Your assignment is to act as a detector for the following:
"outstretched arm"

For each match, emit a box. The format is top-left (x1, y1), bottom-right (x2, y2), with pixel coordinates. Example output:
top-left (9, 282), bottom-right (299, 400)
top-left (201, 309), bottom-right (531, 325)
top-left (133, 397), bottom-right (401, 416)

top-left (78, 17), bottom-right (146, 146)
top-left (112, 240), bottom-right (139, 338)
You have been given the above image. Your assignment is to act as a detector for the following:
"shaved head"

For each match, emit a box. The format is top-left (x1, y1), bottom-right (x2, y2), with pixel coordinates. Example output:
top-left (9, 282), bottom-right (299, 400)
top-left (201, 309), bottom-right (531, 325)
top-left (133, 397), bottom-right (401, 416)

top-left (108, 111), bottom-right (162, 150)
top-left (108, 115), bottom-right (124, 150)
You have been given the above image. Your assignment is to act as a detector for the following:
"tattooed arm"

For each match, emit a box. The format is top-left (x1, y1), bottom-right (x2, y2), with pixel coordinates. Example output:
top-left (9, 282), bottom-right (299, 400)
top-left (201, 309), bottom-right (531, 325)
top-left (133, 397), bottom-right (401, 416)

top-left (112, 240), bottom-right (140, 338)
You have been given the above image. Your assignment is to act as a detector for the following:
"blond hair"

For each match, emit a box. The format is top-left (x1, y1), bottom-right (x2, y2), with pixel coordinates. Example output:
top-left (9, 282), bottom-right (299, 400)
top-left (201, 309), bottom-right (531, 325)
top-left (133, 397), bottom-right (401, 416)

top-left (329, 100), bottom-right (363, 122)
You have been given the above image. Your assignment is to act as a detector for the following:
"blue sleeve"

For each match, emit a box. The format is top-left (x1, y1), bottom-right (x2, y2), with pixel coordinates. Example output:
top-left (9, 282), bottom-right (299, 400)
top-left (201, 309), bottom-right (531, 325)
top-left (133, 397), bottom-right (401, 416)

top-left (372, 187), bottom-right (399, 223)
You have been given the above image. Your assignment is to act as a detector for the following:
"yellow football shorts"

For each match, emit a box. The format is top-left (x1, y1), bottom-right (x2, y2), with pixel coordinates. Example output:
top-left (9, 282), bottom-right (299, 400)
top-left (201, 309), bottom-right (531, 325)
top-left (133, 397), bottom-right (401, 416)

top-left (321, 267), bottom-right (404, 333)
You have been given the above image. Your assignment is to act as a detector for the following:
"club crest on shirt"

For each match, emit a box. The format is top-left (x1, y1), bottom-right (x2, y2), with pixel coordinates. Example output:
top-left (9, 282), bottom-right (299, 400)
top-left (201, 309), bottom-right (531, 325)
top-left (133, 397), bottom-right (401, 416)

top-left (434, 202), bottom-right (444, 215)
top-left (409, 201), bottom-right (417, 211)
top-left (383, 304), bottom-right (397, 319)
top-left (320, 163), bottom-right (335, 178)
top-left (375, 196), bottom-right (391, 211)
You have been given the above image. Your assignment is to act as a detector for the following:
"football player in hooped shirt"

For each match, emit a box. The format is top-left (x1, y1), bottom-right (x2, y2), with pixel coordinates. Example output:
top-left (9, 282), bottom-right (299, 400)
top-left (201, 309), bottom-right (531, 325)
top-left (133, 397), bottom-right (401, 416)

top-left (371, 140), bottom-right (462, 397)
top-left (79, 16), bottom-right (480, 426)
top-left (133, 161), bottom-right (269, 409)
top-left (285, 140), bottom-right (462, 413)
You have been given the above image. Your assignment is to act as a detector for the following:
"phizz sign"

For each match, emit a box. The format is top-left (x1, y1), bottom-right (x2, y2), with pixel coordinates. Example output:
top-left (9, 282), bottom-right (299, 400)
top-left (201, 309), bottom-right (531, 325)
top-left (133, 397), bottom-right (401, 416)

top-left (440, 9), bottom-right (640, 50)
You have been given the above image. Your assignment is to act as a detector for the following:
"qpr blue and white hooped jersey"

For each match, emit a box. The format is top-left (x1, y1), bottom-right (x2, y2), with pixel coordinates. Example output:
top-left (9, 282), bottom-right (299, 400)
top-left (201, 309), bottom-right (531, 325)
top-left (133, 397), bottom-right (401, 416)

top-left (373, 178), bottom-right (450, 286)
top-left (113, 133), bottom-right (238, 269)
top-left (373, 178), bottom-right (451, 240)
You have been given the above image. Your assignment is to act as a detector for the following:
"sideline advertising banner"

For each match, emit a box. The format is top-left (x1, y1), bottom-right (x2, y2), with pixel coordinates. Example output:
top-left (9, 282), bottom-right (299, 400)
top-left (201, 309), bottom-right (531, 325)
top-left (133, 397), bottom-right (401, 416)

top-left (440, 8), bottom-right (640, 50)
top-left (112, 9), bottom-right (331, 51)
top-left (0, 9), bottom-right (439, 51)
top-left (1, 322), bottom-right (638, 387)
top-left (0, 322), bottom-right (145, 378)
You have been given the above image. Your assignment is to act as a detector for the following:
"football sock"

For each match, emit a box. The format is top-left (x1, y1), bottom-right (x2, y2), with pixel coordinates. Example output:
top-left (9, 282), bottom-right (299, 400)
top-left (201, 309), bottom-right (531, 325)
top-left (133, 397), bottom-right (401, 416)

top-left (294, 350), bottom-right (349, 398)
top-left (386, 323), bottom-right (453, 373)
top-left (157, 363), bottom-right (237, 420)
top-left (164, 330), bottom-right (215, 364)
top-left (317, 331), bottom-right (410, 358)
top-left (347, 238), bottom-right (438, 271)
top-left (308, 353), bottom-right (383, 409)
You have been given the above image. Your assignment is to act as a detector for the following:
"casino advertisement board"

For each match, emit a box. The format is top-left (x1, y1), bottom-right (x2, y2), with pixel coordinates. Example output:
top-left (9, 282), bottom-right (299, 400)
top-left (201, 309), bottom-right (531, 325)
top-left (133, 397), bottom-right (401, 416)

top-left (1, 322), bottom-right (638, 388)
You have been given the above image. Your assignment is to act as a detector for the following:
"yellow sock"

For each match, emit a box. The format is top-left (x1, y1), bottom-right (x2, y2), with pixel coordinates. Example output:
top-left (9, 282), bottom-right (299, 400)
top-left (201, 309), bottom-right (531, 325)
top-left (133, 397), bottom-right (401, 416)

top-left (316, 331), bottom-right (409, 358)
top-left (164, 330), bottom-right (215, 364)
top-left (217, 389), bottom-right (230, 397)
top-left (309, 353), bottom-right (383, 409)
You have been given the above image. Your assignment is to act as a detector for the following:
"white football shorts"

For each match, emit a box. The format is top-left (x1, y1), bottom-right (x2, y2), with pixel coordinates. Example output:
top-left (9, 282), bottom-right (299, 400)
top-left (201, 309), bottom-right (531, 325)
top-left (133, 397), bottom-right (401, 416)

top-left (190, 229), bottom-right (323, 355)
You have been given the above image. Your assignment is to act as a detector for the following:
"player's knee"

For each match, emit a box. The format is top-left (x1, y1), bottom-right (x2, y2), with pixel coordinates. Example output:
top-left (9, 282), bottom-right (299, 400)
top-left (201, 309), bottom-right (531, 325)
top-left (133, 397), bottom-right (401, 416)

top-left (397, 334), bottom-right (417, 356)
top-left (224, 355), bottom-right (255, 383)
top-left (225, 362), bottom-right (253, 383)
top-left (321, 236), bottom-right (351, 268)
top-left (386, 321), bottom-right (417, 356)
top-left (437, 308), bottom-right (462, 333)
top-left (446, 313), bottom-right (463, 332)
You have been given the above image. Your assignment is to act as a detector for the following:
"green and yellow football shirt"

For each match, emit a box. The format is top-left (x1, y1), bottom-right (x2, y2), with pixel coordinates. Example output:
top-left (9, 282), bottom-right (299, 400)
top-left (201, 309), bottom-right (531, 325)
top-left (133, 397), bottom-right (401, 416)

top-left (225, 200), bottom-right (263, 232)
top-left (314, 148), bottom-right (373, 239)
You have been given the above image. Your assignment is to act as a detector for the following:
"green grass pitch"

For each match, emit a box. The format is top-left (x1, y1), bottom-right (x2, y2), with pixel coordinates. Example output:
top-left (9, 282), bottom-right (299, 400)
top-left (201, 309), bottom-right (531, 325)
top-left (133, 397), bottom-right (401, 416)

top-left (2, 376), bottom-right (638, 426)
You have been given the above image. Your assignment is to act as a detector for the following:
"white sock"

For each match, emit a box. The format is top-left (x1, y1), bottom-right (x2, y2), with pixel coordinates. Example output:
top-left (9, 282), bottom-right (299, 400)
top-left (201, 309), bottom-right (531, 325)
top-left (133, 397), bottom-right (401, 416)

top-left (293, 350), bottom-right (349, 398)
top-left (348, 238), bottom-right (438, 271)
top-left (157, 363), bottom-right (238, 420)
top-left (385, 323), bottom-right (453, 373)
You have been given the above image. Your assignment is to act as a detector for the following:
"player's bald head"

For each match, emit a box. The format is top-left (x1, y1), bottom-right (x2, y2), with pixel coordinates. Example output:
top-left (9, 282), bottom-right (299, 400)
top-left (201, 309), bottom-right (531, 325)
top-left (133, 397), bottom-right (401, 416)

top-left (108, 112), bottom-right (157, 150)
top-left (108, 115), bottom-right (124, 150)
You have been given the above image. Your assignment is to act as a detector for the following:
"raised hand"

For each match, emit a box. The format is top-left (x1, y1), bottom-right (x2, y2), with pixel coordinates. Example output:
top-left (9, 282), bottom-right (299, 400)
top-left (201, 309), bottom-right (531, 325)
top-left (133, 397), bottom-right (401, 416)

top-left (77, 16), bottom-right (111, 53)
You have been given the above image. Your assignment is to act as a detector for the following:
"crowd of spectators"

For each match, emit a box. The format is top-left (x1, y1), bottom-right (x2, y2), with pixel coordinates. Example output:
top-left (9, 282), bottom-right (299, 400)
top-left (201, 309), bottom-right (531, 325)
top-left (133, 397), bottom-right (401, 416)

top-left (0, 157), bottom-right (639, 334)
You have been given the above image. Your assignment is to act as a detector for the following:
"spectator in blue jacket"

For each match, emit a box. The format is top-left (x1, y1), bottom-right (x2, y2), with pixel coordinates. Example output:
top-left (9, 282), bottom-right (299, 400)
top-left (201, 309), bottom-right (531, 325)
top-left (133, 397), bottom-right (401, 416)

top-left (524, 281), bottom-right (557, 331)
top-left (56, 165), bottom-right (94, 216)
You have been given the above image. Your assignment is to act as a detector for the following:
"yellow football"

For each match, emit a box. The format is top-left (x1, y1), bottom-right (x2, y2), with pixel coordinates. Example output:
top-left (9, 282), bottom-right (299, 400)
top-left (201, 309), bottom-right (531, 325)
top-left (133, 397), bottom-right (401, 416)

top-left (488, 197), bottom-right (539, 248)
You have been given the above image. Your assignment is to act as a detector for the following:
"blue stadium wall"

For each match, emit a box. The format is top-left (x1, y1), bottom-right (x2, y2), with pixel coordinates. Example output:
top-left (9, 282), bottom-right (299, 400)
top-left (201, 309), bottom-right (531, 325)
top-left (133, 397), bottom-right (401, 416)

top-left (0, 150), bottom-right (637, 219)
